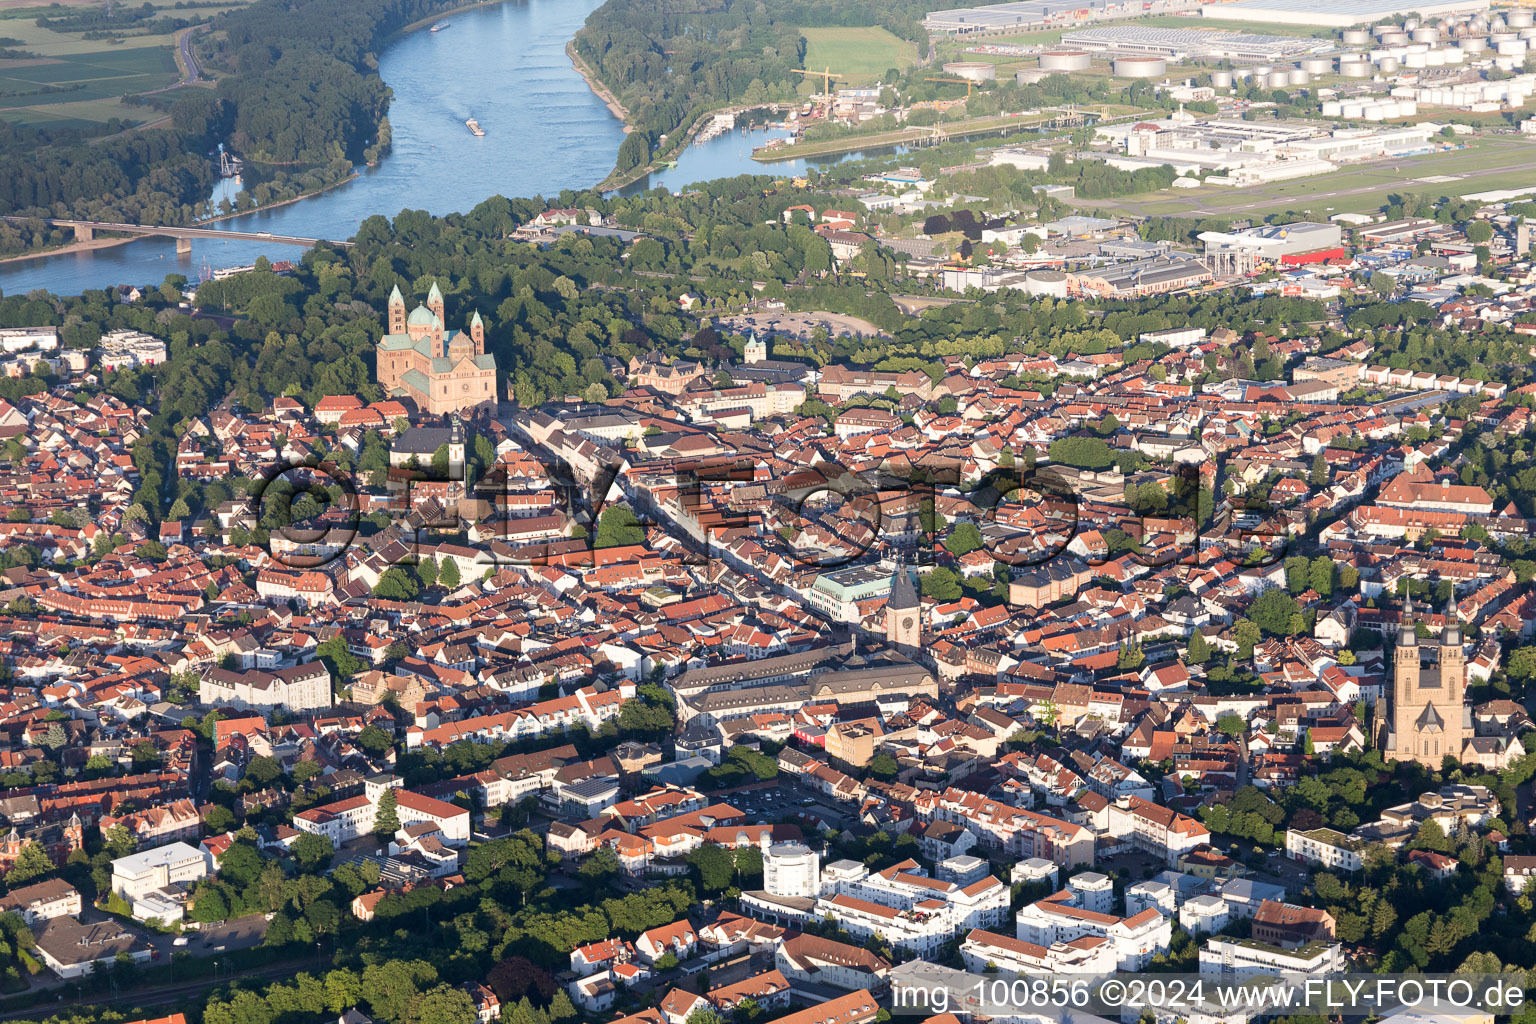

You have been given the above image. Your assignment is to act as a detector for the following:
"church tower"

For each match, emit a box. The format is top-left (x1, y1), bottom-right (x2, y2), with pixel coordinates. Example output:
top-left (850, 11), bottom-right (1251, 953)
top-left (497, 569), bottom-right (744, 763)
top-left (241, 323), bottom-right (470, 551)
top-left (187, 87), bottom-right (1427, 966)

top-left (886, 563), bottom-right (920, 649)
top-left (744, 331), bottom-right (767, 364)
top-left (427, 280), bottom-right (445, 323)
top-left (64, 811), bottom-right (82, 853)
top-left (388, 284), bottom-right (406, 335)
top-left (447, 415), bottom-right (466, 503)
top-left (470, 311), bottom-right (485, 354)
top-left (1387, 597), bottom-right (1469, 767)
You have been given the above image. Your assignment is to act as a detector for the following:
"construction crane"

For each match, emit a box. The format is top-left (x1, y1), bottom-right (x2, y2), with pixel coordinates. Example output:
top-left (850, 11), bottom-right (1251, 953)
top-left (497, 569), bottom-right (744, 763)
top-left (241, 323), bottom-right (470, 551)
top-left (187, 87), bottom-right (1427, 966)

top-left (791, 67), bottom-right (844, 97)
top-left (926, 75), bottom-right (977, 99)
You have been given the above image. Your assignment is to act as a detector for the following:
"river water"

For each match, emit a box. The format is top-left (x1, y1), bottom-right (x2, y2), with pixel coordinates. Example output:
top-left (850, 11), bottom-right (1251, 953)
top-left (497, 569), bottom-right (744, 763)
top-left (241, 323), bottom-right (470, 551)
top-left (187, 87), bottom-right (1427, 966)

top-left (0, 0), bottom-right (904, 297)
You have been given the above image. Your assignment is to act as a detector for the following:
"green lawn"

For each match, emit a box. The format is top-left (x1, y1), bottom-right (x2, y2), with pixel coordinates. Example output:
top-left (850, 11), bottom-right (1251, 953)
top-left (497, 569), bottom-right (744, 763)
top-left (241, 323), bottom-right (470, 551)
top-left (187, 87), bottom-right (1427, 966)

top-left (798, 26), bottom-right (917, 87)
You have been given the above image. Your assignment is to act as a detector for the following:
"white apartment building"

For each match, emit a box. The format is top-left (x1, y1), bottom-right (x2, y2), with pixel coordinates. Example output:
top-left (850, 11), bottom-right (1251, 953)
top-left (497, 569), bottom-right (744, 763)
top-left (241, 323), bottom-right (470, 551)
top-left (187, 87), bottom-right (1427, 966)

top-left (1015, 894), bottom-right (1171, 971)
top-left (819, 893), bottom-right (953, 958)
top-left (97, 329), bottom-right (167, 371)
top-left (1067, 872), bottom-right (1114, 914)
top-left (814, 858), bottom-right (1010, 955)
top-left (110, 842), bottom-right (211, 901)
top-left (294, 794), bottom-right (377, 844)
top-left (1284, 828), bottom-right (1364, 872)
top-left (1199, 937), bottom-right (1345, 976)
top-left (395, 789), bottom-right (471, 846)
top-left (1179, 893), bottom-right (1230, 935)
top-left (199, 662), bottom-right (331, 715)
top-left (764, 842), bottom-right (821, 899)
top-left (0, 879), bottom-right (82, 923)
top-left (1108, 795), bottom-right (1211, 866)
top-left (1126, 880), bottom-right (1176, 918)
top-left (961, 928), bottom-right (1116, 974)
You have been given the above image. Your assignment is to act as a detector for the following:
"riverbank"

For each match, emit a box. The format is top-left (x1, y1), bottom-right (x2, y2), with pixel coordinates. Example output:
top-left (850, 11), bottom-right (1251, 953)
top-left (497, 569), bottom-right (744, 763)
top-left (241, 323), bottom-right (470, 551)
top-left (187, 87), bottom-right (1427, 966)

top-left (565, 40), bottom-right (629, 128)
top-left (0, 235), bottom-right (136, 266)
top-left (388, 0), bottom-right (515, 42)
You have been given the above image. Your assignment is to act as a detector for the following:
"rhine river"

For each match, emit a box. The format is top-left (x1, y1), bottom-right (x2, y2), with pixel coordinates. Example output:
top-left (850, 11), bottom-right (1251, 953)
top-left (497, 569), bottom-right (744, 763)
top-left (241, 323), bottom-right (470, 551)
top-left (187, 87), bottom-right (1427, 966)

top-left (0, 0), bottom-right (903, 296)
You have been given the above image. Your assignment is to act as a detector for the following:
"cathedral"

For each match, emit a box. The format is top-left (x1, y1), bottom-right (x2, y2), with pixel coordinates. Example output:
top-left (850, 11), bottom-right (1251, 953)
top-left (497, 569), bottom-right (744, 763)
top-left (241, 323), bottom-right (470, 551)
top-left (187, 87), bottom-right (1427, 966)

top-left (376, 282), bottom-right (498, 416)
top-left (1377, 598), bottom-right (1470, 767)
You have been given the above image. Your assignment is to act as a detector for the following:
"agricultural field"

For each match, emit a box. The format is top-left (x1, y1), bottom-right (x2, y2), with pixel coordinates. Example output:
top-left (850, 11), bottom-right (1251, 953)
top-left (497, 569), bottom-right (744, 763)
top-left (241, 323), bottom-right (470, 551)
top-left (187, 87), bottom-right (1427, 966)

top-left (0, 0), bottom-right (234, 129)
top-left (0, 45), bottom-right (177, 127)
top-left (797, 26), bottom-right (917, 88)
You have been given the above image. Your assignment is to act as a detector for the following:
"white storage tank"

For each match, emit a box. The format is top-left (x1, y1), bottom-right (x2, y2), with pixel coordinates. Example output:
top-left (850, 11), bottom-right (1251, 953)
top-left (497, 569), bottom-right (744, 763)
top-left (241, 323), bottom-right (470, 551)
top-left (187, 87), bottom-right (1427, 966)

top-left (1025, 269), bottom-right (1070, 297)
top-left (1289, 68), bottom-right (1311, 85)
top-left (1381, 31), bottom-right (1410, 45)
top-left (1397, 99), bottom-right (1418, 115)
top-left (1039, 50), bottom-right (1092, 71)
top-left (1301, 56), bottom-right (1334, 73)
top-left (1497, 38), bottom-right (1527, 56)
top-left (1509, 9), bottom-right (1534, 28)
top-left (1460, 37), bottom-right (1487, 53)
top-left (1342, 99), bottom-right (1366, 116)
top-left (1378, 56), bottom-right (1401, 73)
top-left (1404, 51), bottom-right (1428, 67)
top-left (1490, 31), bottom-right (1516, 44)
top-left (1412, 27), bottom-right (1440, 43)
top-left (1322, 99), bottom-right (1343, 115)
top-left (1340, 59), bottom-right (1372, 76)
top-left (1267, 70), bottom-right (1291, 87)
top-left (1425, 48), bottom-right (1447, 64)
top-left (1113, 56), bottom-right (1166, 77)
top-left (943, 61), bottom-right (996, 81)
top-left (1210, 69), bottom-right (1234, 87)
top-left (1405, 17), bottom-right (1420, 30)
top-left (1344, 28), bottom-right (1372, 44)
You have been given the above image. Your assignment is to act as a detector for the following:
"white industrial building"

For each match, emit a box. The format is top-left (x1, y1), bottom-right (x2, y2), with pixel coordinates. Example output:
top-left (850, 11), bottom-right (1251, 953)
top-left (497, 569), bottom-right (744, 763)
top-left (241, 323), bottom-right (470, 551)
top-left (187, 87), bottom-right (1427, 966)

top-left (1197, 0), bottom-right (1489, 28)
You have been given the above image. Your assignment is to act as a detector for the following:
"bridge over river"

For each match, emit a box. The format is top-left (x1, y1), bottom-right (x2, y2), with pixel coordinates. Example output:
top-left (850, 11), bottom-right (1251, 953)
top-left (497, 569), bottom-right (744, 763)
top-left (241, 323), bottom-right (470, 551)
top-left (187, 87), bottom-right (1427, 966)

top-left (4, 217), bottom-right (353, 255)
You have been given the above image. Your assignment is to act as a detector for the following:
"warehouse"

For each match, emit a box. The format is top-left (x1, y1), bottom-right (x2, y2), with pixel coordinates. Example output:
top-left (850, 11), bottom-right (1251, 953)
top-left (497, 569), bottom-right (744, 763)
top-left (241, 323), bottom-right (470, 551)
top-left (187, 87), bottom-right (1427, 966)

top-left (1198, 0), bottom-right (1489, 28)
top-left (1060, 26), bottom-right (1329, 61)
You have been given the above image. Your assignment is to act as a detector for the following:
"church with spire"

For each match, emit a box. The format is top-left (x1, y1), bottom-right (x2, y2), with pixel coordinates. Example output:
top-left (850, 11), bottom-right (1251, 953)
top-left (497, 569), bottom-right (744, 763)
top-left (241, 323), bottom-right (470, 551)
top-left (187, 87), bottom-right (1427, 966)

top-left (1376, 598), bottom-right (1470, 767)
top-left (886, 561), bottom-right (921, 650)
top-left (376, 281), bottom-right (498, 416)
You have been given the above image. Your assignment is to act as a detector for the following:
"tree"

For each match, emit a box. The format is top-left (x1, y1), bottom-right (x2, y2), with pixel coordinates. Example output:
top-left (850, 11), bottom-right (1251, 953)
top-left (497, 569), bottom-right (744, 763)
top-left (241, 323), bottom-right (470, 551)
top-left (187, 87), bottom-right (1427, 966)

top-left (5, 841), bottom-right (54, 885)
top-left (357, 724), bottom-right (393, 758)
top-left (1310, 452), bottom-right (1328, 486)
top-left (1465, 220), bottom-right (1493, 244)
top-left (437, 557), bottom-right (460, 589)
top-left (292, 832), bottom-right (334, 872)
top-left (869, 752), bottom-right (899, 780)
top-left (688, 842), bottom-right (736, 894)
top-left (374, 568), bottom-right (420, 601)
top-left (418, 557), bottom-right (438, 588)
top-left (1187, 630), bottom-right (1211, 665)
top-left (317, 635), bottom-right (362, 682)
top-left (594, 505), bottom-right (644, 548)
top-left (1248, 588), bottom-right (1300, 636)
top-left (1369, 271), bottom-right (1395, 297)
top-left (204, 805), bottom-right (237, 834)
top-left (190, 885), bottom-right (230, 923)
top-left (404, 984), bottom-right (477, 1024)
top-left (1216, 712), bottom-right (1247, 738)
top-left (946, 521), bottom-right (983, 557)
top-left (373, 787), bottom-right (400, 837)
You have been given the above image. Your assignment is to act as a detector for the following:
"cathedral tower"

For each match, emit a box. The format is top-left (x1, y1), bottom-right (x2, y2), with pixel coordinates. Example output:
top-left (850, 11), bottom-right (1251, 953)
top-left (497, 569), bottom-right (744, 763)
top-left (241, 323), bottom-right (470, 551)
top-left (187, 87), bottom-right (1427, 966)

top-left (470, 311), bottom-right (484, 353)
top-left (388, 284), bottom-right (406, 335)
top-left (427, 280), bottom-right (445, 323)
